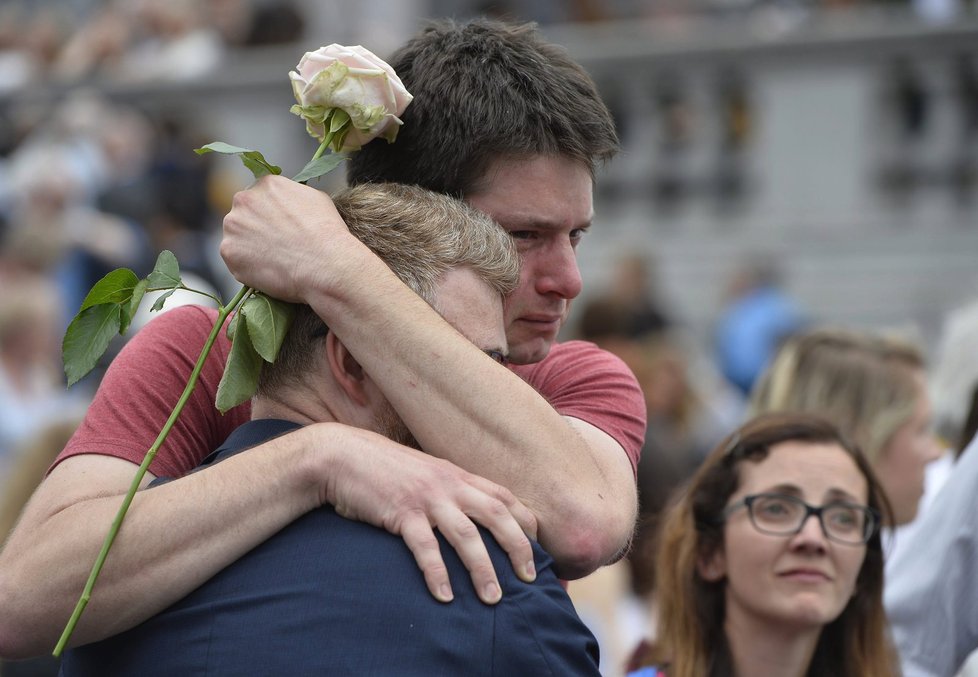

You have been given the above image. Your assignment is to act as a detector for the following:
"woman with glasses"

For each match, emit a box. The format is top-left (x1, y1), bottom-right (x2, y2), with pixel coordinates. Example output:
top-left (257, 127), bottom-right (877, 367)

top-left (628, 412), bottom-right (899, 677)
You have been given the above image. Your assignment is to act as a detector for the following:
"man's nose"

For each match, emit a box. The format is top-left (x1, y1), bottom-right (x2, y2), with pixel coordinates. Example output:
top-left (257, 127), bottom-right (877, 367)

top-left (536, 242), bottom-right (583, 300)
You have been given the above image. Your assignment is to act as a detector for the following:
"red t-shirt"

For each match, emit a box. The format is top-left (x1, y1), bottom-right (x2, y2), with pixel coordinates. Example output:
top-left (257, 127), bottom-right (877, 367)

top-left (57, 305), bottom-right (645, 477)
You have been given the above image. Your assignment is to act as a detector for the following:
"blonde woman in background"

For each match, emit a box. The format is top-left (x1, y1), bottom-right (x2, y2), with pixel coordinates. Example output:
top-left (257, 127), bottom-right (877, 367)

top-left (749, 328), bottom-right (941, 527)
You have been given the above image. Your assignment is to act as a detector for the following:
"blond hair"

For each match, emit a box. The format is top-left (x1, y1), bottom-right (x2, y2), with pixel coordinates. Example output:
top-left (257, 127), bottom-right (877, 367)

top-left (258, 183), bottom-right (518, 396)
top-left (749, 328), bottom-right (924, 464)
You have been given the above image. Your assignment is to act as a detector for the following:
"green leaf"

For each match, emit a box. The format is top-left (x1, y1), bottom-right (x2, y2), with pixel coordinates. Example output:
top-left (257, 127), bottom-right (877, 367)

top-left (195, 142), bottom-right (282, 179)
top-left (78, 269), bottom-right (140, 312)
top-left (240, 294), bottom-right (295, 363)
top-left (195, 141), bottom-right (253, 155)
top-left (327, 113), bottom-right (352, 153)
top-left (226, 312), bottom-right (239, 340)
top-left (291, 154), bottom-right (346, 184)
top-left (216, 319), bottom-right (263, 413)
top-left (240, 156), bottom-right (279, 179)
top-left (146, 250), bottom-right (181, 289)
top-left (151, 289), bottom-right (178, 313)
top-left (120, 279), bottom-right (148, 335)
top-left (63, 304), bottom-right (123, 387)
top-left (329, 109), bottom-right (350, 133)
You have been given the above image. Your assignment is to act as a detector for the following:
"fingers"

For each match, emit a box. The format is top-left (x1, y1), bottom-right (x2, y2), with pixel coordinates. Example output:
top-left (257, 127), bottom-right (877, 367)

top-left (326, 432), bottom-right (540, 607)
top-left (399, 511), bottom-right (455, 603)
top-left (429, 500), bottom-right (503, 605)
top-left (395, 480), bottom-right (538, 606)
top-left (460, 477), bottom-right (538, 585)
top-left (467, 474), bottom-right (538, 540)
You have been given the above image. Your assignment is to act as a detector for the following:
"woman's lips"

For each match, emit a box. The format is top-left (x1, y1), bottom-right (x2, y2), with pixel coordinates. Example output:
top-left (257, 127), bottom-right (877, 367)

top-left (778, 568), bottom-right (831, 583)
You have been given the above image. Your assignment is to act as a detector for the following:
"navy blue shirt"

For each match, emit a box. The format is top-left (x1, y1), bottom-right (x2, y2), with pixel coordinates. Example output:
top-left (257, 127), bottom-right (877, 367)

top-left (62, 420), bottom-right (600, 676)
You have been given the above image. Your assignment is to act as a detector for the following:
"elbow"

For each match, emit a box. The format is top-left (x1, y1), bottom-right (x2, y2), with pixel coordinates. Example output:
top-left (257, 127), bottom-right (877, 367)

top-left (0, 608), bottom-right (38, 661)
top-left (0, 630), bottom-right (34, 662)
top-left (546, 505), bottom-right (636, 581)
top-left (0, 573), bottom-right (54, 660)
top-left (0, 621), bottom-right (55, 661)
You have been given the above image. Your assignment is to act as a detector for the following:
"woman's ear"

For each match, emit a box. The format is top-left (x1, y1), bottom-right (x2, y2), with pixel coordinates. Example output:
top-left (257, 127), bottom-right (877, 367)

top-left (697, 549), bottom-right (727, 582)
top-left (324, 331), bottom-right (369, 406)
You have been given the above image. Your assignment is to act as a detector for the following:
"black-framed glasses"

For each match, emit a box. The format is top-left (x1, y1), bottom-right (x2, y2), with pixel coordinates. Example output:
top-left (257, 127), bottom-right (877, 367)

top-left (721, 493), bottom-right (879, 546)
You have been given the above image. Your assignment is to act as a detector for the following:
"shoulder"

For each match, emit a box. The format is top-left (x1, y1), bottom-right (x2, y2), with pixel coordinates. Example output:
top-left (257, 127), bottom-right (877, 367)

top-left (138, 303), bottom-right (222, 336)
top-left (510, 340), bottom-right (637, 385)
top-left (510, 341), bottom-right (647, 473)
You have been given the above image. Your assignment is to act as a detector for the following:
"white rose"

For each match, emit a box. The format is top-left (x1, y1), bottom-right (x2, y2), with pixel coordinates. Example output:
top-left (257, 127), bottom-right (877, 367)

top-left (289, 44), bottom-right (413, 152)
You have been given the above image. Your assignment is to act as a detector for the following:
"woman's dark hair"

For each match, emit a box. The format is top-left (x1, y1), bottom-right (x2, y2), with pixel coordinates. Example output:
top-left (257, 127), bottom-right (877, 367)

top-left (641, 412), bottom-right (899, 677)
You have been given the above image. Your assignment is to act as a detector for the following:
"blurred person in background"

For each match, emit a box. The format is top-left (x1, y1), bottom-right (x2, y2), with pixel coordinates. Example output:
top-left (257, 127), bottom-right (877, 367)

top-left (714, 253), bottom-right (807, 398)
top-left (572, 298), bottom-right (730, 673)
top-left (204, 0), bottom-right (305, 47)
top-left (52, 0), bottom-right (223, 83)
top-left (888, 296), bottom-right (978, 554)
top-left (2, 0), bottom-right (303, 88)
top-left (0, 273), bottom-right (86, 480)
top-left (749, 327), bottom-right (941, 529)
top-left (885, 297), bottom-right (978, 677)
top-left (0, 423), bottom-right (78, 677)
top-left (599, 252), bottom-right (673, 339)
top-left (927, 297), bottom-right (978, 463)
top-left (0, 419), bottom-right (81, 544)
top-left (4, 92), bottom-right (155, 328)
top-left (3, 91), bottom-right (230, 328)
top-left (628, 413), bottom-right (899, 677)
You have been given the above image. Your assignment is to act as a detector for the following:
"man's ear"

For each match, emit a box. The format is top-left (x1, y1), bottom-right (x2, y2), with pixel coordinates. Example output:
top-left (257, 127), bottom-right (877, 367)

top-left (325, 331), bottom-right (368, 406)
top-left (697, 548), bottom-right (727, 583)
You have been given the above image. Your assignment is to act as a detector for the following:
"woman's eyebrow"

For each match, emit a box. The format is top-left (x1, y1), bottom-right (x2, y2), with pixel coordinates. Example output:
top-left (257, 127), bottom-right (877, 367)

top-left (755, 484), bottom-right (863, 503)
top-left (758, 483), bottom-right (802, 496)
top-left (823, 488), bottom-right (863, 503)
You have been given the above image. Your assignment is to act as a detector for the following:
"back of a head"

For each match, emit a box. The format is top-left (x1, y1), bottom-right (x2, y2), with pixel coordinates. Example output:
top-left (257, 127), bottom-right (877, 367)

top-left (749, 328), bottom-right (924, 463)
top-left (347, 18), bottom-right (619, 197)
top-left (257, 183), bottom-right (519, 396)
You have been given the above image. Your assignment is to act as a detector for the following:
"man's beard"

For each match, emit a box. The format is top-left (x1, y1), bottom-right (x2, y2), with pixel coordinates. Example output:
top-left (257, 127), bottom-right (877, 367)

top-left (374, 401), bottom-right (421, 451)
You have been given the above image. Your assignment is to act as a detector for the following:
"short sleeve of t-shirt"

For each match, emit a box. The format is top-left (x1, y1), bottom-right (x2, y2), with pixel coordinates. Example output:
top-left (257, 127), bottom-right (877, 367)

top-left (54, 305), bottom-right (251, 478)
top-left (509, 340), bottom-right (646, 476)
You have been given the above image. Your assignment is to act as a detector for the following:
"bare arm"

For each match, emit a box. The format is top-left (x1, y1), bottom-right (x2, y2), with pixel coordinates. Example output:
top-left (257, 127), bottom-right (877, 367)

top-left (222, 176), bottom-right (641, 578)
top-left (0, 424), bottom-right (535, 658)
top-left (0, 303), bottom-right (536, 658)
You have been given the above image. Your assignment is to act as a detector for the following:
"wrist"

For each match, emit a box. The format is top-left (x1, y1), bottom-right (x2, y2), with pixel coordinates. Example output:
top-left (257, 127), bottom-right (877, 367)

top-left (302, 240), bottom-right (405, 328)
top-left (278, 422), bottom-right (340, 511)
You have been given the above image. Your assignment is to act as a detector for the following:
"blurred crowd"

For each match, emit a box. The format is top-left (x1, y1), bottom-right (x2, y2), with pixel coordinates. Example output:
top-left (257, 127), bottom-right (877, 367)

top-left (0, 93), bottom-right (237, 499)
top-left (565, 249), bottom-right (978, 675)
top-left (0, 0), bottom-right (304, 92)
top-left (1, 0), bottom-right (973, 98)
